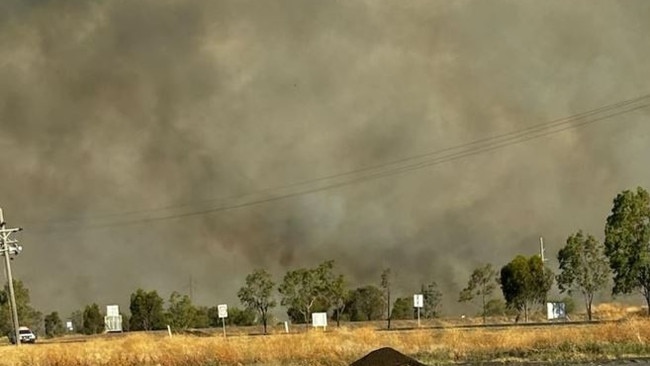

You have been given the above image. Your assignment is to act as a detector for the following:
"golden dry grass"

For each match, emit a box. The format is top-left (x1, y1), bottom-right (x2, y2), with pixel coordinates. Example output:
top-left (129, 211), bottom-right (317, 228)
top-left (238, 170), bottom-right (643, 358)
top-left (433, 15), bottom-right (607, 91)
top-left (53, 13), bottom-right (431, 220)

top-left (1, 318), bottom-right (650, 365)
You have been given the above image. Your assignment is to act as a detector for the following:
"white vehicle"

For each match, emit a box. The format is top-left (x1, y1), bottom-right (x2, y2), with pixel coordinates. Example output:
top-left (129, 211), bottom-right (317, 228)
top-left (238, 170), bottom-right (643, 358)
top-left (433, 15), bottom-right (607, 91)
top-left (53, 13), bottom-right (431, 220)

top-left (9, 326), bottom-right (37, 344)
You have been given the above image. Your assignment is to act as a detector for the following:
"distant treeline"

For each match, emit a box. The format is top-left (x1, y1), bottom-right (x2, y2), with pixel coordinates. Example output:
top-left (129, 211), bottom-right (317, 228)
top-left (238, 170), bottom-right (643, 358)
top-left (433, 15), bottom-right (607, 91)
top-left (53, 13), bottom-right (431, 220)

top-left (2, 186), bottom-right (649, 337)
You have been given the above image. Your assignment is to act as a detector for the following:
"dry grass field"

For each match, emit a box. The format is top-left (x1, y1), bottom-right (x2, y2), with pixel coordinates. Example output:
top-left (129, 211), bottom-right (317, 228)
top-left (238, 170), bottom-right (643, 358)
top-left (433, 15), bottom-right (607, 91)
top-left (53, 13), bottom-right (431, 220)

top-left (0, 305), bottom-right (649, 366)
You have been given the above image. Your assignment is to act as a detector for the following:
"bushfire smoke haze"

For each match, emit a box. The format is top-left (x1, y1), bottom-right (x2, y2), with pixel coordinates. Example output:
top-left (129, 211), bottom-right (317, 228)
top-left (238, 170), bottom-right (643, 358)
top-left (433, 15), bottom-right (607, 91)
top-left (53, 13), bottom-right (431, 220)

top-left (1, 0), bottom-right (649, 315)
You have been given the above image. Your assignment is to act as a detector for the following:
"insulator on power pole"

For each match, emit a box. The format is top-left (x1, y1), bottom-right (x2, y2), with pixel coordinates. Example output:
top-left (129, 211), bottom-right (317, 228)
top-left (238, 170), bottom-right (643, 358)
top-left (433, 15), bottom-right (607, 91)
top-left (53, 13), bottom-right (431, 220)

top-left (0, 208), bottom-right (24, 346)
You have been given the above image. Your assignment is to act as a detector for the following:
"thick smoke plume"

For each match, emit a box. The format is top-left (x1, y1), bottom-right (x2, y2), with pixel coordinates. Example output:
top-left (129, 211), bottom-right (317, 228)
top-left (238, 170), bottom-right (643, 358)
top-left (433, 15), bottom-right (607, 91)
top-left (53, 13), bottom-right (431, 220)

top-left (0, 0), bottom-right (649, 315)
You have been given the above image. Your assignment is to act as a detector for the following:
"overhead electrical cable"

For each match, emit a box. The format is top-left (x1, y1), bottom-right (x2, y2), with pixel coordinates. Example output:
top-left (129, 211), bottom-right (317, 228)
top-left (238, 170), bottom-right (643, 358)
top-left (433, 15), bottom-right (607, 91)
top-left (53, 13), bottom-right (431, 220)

top-left (26, 93), bottom-right (650, 232)
top-left (30, 93), bottom-right (649, 226)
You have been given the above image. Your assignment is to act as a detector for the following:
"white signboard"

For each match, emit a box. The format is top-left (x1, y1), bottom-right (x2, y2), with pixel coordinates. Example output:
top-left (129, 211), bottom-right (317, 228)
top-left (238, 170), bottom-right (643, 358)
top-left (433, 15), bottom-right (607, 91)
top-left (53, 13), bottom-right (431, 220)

top-left (66, 321), bottom-right (73, 331)
top-left (413, 294), bottom-right (424, 308)
top-left (104, 315), bottom-right (123, 332)
top-left (218, 304), bottom-right (228, 318)
top-left (106, 305), bottom-right (120, 317)
top-left (311, 312), bottom-right (328, 328)
top-left (546, 302), bottom-right (566, 320)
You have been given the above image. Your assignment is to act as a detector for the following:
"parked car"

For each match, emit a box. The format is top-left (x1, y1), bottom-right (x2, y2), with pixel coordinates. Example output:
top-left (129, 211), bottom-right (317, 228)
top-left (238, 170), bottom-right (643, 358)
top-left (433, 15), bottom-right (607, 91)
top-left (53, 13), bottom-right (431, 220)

top-left (8, 326), bottom-right (37, 344)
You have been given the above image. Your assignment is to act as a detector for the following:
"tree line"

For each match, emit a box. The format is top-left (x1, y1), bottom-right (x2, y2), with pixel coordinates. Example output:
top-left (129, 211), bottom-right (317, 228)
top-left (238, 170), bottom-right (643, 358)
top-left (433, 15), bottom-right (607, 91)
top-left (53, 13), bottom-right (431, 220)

top-left (0, 261), bottom-right (443, 336)
top-left (1, 186), bottom-right (649, 337)
top-left (459, 186), bottom-right (650, 322)
top-left (236, 186), bottom-right (650, 329)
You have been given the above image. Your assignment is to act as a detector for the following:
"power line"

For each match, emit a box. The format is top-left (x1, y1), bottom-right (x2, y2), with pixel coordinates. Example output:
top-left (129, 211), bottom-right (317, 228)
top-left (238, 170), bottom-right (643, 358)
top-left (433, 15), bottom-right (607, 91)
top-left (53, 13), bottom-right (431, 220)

top-left (28, 95), bottom-right (650, 231)
top-left (26, 93), bottom-right (650, 232)
top-left (29, 93), bottom-right (650, 226)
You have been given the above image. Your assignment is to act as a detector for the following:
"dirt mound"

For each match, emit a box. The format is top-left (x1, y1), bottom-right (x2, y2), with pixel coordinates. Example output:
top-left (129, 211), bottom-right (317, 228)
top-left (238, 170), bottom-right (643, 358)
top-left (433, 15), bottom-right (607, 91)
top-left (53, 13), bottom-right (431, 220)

top-left (350, 347), bottom-right (427, 366)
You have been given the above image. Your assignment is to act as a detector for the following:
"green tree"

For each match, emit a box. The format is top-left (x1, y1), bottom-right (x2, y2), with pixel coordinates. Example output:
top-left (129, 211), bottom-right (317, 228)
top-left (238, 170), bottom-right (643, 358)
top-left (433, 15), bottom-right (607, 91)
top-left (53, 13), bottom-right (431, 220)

top-left (193, 306), bottom-right (210, 328)
top-left (44, 311), bottom-right (64, 338)
top-left (380, 268), bottom-right (393, 329)
top-left (231, 307), bottom-right (257, 326)
top-left (69, 310), bottom-right (83, 334)
top-left (0, 280), bottom-right (43, 336)
top-left (499, 255), bottom-right (553, 322)
top-left (285, 306), bottom-right (303, 323)
top-left (557, 230), bottom-right (610, 320)
top-left (484, 298), bottom-right (507, 317)
top-left (347, 285), bottom-right (384, 321)
top-left (166, 291), bottom-right (196, 330)
top-left (458, 264), bottom-right (497, 324)
top-left (561, 296), bottom-right (576, 315)
top-left (129, 289), bottom-right (166, 331)
top-left (325, 273), bottom-right (347, 327)
top-left (121, 312), bottom-right (131, 332)
top-left (237, 269), bottom-right (276, 334)
top-left (604, 187), bottom-right (650, 315)
top-left (421, 282), bottom-right (442, 318)
top-left (278, 267), bottom-right (321, 325)
top-left (82, 303), bottom-right (104, 335)
top-left (391, 297), bottom-right (413, 320)
top-left (316, 260), bottom-right (348, 327)
top-left (286, 297), bottom-right (329, 324)
top-left (207, 306), bottom-right (221, 327)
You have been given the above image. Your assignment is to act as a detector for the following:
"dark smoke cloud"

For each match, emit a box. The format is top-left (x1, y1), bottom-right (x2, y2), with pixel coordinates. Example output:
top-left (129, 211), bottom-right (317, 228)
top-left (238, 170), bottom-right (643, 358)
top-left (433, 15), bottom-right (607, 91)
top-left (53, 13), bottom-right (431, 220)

top-left (1, 0), bottom-right (649, 316)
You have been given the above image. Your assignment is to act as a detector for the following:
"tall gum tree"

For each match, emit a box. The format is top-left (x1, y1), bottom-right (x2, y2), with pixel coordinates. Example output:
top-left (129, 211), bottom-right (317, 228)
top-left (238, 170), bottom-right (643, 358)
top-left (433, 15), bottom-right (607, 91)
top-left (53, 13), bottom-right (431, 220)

top-left (604, 187), bottom-right (650, 315)
top-left (237, 269), bottom-right (276, 334)
top-left (556, 230), bottom-right (609, 321)
top-left (421, 281), bottom-right (442, 319)
top-left (128, 289), bottom-right (166, 331)
top-left (459, 263), bottom-right (497, 324)
top-left (317, 260), bottom-right (348, 327)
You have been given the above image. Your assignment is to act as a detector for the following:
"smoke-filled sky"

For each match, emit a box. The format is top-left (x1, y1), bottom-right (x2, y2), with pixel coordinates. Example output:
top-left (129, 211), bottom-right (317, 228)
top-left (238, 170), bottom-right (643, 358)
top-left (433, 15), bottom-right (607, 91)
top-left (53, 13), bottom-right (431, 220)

top-left (1, 0), bottom-right (649, 317)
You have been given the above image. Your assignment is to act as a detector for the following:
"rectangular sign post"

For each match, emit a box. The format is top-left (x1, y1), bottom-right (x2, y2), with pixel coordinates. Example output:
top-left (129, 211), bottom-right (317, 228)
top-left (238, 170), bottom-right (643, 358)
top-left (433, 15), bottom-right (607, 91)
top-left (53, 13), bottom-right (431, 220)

top-left (104, 305), bottom-right (123, 332)
top-left (217, 304), bottom-right (228, 337)
top-left (311, 312), bottom-right (328, 331)
top-left (414, 294), bottom-right (424, 328)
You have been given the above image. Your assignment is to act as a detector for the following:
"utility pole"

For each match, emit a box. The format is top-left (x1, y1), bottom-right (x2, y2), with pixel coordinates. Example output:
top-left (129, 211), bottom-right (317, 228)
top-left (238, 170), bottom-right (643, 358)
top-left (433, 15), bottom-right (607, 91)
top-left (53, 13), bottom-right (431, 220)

top-left (381, 268), bottom-right (392, 329)
top-left (539, 237), bottom-right (547, 263)
top-left (0, 208), bottom-right (23, 346)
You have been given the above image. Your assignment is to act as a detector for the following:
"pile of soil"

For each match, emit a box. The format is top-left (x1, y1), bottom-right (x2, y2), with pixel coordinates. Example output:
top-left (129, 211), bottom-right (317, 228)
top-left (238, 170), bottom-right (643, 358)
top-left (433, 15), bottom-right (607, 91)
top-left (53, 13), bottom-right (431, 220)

top-left (350, 347), bottom-right (427, 366)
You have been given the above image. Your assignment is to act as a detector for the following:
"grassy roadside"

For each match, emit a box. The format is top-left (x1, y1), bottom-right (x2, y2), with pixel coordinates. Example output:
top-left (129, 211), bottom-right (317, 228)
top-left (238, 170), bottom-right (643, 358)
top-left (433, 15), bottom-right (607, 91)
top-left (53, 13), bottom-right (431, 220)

top-left (0, 305), bottom-right (650, 366)
top-left (1, 316), bottom-right (650, 365)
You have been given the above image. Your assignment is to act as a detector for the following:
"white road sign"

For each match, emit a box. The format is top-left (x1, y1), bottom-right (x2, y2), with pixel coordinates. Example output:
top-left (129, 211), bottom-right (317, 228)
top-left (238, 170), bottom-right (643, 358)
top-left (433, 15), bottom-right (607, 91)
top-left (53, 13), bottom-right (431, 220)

top-left (218, 304), bottom-right (228, 318)
top-left (413, 294), bottom-right (424, 308)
